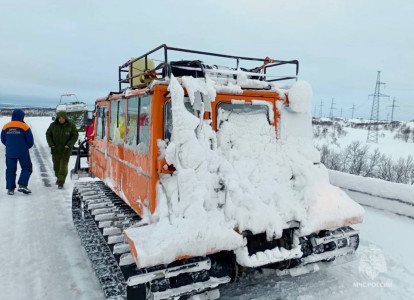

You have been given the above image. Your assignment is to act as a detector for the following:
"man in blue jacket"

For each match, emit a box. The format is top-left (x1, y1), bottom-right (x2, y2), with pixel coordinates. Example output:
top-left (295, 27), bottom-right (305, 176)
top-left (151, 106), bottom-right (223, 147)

top-left (1, 109), bottom-right (34, 195)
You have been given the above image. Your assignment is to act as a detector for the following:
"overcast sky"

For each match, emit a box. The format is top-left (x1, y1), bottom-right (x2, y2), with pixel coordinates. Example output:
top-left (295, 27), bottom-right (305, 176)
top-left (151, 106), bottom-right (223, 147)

top-left (1, 0), bottom-right (413, 120)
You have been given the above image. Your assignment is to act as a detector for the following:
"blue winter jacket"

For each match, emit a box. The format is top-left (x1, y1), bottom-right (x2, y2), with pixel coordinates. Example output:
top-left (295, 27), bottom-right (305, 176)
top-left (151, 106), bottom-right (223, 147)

top-left (1, 110), bottom-right (34, 158)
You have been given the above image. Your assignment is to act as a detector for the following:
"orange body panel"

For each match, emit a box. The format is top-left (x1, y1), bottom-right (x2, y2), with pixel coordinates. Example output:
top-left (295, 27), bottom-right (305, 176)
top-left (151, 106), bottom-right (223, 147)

top-left (89, 85), bottom-right (285, 218)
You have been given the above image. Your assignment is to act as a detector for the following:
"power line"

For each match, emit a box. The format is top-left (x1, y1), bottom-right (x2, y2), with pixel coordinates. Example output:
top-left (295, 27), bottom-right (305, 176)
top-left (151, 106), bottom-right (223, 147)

top-left (367, 71), bottom-right (389, 143)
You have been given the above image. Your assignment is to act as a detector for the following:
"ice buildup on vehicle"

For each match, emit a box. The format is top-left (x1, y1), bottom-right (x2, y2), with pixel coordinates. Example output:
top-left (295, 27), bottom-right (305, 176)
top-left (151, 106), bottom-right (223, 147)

top-left (124, 74), bottom-right (364, 269)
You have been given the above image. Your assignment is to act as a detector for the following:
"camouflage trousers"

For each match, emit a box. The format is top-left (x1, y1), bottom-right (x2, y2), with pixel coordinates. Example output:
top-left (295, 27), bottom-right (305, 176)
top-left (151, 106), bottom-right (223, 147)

top-left (52, 154), bottom-right (70, 185)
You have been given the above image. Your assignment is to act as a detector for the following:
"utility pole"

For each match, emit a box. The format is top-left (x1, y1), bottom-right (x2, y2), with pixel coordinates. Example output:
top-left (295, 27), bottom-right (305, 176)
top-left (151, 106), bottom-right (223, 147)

top-left (350, 104), bottom-right (355, 119)
top-left (319, 99), bottom-right (324, 118)
top-left (388, 97), bottom-right (399, 122)
top-left (367, 71), bottom-right (389, 143)
top-left (329, 98), bottom-right (336, 119)
top-left (340, 108), bottom-right (343, 118)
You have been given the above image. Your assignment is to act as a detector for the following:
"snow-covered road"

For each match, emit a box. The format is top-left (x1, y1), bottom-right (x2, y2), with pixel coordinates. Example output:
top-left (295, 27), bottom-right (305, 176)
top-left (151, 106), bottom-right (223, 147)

top-left (0, 117), bottom-right (104, 300)
top-left (0, 116), bottom-right (413, 300)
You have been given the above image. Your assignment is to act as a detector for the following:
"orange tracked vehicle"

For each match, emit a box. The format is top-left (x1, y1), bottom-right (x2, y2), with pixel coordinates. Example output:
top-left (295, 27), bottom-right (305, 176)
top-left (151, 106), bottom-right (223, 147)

top-left (72, 45), bottom-right (363, 299)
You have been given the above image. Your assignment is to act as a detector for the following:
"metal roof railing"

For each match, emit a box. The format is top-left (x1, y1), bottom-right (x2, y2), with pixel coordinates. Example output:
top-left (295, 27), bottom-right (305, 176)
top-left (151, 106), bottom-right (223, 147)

top-left (118, 44), bottom-right (299, 91)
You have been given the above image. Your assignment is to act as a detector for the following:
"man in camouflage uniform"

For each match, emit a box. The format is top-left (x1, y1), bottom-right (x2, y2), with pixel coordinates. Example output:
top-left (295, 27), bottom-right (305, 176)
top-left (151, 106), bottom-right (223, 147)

top-left (46, 111), bottom-right (78, 189)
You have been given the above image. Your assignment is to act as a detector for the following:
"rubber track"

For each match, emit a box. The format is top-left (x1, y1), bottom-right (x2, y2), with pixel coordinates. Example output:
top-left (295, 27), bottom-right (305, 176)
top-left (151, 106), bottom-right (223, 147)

top-left (72, 186), bottom-right (127, 299)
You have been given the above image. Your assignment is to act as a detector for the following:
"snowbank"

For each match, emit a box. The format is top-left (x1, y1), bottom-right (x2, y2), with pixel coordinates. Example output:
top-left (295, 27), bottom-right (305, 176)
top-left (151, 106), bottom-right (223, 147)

top-left (329, 170), bottom-right (414, 218)
top-left (329, 170), bottom-right (414, 205)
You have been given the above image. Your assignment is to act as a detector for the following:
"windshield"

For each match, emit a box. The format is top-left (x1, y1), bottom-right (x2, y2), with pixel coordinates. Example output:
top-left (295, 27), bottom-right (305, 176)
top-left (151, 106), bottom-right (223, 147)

top-left (217, 102), bottom-right (270, 129)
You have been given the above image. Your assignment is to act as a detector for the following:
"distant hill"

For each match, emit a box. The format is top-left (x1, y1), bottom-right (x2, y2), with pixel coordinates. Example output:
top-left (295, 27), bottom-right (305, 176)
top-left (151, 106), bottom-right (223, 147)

top-left (0, 106), bottom-right (55, 117)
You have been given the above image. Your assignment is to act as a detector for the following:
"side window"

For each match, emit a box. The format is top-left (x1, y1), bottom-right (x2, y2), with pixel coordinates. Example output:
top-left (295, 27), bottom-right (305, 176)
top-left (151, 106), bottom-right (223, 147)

top-left (164, 101), bottom-right (172, 141)
top-left (97, 107), bottom-right (103, 139)
top-left (96, 106), bottom-right (107, 139)
top-left (110, 101), bottom-right (117, 141)
top-left (119, 99), bottom-right (126, 140)
top-left (163, 99), bottom-right (193, 141)
top-left (110, 100), bottom-right (126, 142)
top-left (127, 97), bottom-right (139, 145)
top-left (139, 95), bottom-right (151, 146)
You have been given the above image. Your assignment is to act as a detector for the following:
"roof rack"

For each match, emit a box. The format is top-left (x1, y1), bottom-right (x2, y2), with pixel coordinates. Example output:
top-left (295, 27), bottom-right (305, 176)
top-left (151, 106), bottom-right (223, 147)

top-left (118, 44), bottom-right (299, 91)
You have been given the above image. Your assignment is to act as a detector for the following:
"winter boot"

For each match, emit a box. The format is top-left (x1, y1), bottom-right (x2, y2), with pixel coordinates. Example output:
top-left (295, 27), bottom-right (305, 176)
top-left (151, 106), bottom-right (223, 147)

top-left (7, 189), bottom-right (15, 195)
top-left (58, 184), bottom-right (64, 189)
top-left (18, 185), bottom-right (32, 194)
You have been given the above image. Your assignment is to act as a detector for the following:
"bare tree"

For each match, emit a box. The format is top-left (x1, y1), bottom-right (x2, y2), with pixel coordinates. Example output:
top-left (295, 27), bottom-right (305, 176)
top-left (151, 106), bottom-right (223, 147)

top-left (322, 127), bottom-right (328, 138)
top-left (377, 155), bottom-right (394, 182)
top-left (343, 141), bottom-right (369, 175)
top-left (313, 126), bottom-right (321, 139)
top-left (319, 144), bottom-right (341, 171)
top-left (317, 139), bottom-right (413, 185)
top-left (402, 127), bottom-right (411, 142)
top-left (363, 148), bottom-right (381, 177)
top-left (392, 155), bottom-right (414, 184)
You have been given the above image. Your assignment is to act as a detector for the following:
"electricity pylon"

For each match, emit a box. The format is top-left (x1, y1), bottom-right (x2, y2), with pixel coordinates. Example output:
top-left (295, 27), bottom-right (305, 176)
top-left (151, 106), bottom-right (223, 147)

top-left (319, 99), bottom-right (324, 118)
top-left (350, 104), bottom-right (355, 119)
top-left (389, 97), bottom-right (399, 122)
top-left (367, 71), bottom-right (389, 143)
top-left (329, 98), bottom-right (336, 119)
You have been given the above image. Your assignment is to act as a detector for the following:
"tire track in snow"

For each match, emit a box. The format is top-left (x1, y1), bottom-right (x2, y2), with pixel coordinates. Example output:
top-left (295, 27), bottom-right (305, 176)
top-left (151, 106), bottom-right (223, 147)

top-left (32, 143), bottom-right (52, 187)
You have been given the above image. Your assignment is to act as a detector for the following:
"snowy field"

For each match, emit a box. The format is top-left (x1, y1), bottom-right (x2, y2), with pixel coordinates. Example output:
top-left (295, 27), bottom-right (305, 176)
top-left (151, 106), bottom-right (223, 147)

top-left (337, 127), bottom-right (413, 158)
top-left (314, 122), bottom-right (414, 159)
top-left (0, 116), bottom-right (413, 299)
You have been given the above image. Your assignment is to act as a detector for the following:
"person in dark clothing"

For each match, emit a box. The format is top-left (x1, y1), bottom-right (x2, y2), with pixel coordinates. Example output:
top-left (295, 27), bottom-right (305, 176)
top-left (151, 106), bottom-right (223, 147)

top-left (1, 109), bottom-right (34, 195)
top-left (46, 111), bottom-right (79, 189)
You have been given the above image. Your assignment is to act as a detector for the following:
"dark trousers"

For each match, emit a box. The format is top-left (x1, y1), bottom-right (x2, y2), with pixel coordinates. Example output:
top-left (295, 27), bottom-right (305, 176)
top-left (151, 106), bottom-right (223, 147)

top-left (5, 156), bottom-right (33, 190)
top-left (52, 154), bottom-right (70, 185)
